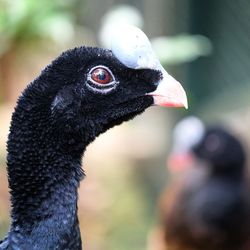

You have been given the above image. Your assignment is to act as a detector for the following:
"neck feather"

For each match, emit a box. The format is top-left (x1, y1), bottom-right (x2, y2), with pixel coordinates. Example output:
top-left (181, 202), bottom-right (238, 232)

top-left (6, 96), bottom-right (85, 248)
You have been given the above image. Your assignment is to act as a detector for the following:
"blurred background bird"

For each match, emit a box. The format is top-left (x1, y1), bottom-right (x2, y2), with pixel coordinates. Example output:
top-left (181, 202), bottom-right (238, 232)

top-left (148, 117), bottom-right (250, 250)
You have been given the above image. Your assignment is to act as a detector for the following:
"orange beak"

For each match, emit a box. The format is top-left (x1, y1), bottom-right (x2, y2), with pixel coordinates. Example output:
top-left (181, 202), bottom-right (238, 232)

top-left (147, 71), bottom-right (188, 109)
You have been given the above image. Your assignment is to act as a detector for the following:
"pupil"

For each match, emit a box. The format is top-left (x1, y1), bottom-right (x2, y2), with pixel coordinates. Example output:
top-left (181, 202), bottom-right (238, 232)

top-left (98, 72), bottom-right (106, 80)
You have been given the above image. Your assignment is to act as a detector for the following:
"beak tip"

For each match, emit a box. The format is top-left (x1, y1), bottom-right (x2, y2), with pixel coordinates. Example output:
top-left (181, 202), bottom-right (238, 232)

top-left (169, 88), bottom-right (189, 109)
top-left (183, 95), bottom-right (188, 109)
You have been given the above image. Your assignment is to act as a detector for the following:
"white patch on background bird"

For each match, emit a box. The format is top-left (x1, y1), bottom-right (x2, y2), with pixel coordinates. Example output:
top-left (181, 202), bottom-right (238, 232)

top-left (172, 116), bottom-right (205, 153)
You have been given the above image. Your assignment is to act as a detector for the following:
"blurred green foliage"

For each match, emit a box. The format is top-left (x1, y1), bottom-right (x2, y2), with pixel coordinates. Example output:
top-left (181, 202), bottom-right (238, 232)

top-left (0, 0), bottom-right (77, 55)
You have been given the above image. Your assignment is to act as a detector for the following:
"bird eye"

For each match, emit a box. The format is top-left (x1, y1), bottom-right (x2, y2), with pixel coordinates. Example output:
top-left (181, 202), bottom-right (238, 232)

top-left (87, 65), bottom-right (118, 94)
top-left (90, 67), bottom-right (114, 85)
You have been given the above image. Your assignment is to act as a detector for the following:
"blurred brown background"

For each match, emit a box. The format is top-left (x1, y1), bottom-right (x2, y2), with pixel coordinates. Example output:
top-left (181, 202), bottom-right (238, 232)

top-left (1, 0), bottom-right (250, 249)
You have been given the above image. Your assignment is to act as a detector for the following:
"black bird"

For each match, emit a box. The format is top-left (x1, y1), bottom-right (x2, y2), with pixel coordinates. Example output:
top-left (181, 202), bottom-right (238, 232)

top-left (159, 117), bottom-right (250, 250)
top-left (0, 26), bottom-right (187, 249)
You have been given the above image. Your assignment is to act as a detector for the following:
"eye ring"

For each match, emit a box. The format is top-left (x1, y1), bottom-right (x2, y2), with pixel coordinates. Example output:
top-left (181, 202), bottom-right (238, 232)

top-left (86, 65), bottom-right (119, 94)
top-left (88, 65), bottom-right (116, 86)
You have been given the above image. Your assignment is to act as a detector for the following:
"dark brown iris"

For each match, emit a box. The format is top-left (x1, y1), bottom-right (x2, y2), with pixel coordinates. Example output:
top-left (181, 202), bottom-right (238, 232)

top-left (91, 67), bottom-right (113, 84)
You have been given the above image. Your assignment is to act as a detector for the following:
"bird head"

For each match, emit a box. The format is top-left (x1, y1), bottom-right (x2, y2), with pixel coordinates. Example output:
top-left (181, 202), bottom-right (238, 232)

top-left (167, 116), bottom-right (246, 174)
top-left (193, 127), bottom-right (246, 172)
top-left (21, 26), bottom-right (187, 150)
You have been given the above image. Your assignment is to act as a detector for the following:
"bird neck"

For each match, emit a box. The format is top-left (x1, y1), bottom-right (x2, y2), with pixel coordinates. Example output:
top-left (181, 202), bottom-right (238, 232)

top-left (8, 180), bottom-right (82, 249)
top-left (211, 165), bottom-right (244, 180)
top-left (7, 99), bottom-right (86, 248)
top-left (8, 149), bottom-right (84, 224)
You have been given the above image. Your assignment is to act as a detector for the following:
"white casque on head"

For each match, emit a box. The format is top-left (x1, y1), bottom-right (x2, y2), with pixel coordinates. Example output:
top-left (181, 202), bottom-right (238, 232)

top-left (111, 25), bottom-right (160, 70)
top-left (111, 25), bottom-right (188, 109)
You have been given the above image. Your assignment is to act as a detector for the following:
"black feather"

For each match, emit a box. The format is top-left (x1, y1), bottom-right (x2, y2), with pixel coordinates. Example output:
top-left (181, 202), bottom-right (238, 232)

top-left (0, 46), bottom-right (161, 249)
